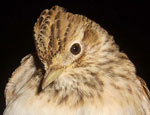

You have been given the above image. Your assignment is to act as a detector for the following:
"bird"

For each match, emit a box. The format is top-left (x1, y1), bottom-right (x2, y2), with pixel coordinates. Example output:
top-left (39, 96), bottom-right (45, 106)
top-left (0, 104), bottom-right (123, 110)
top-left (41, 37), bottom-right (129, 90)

top-left (4, 5), bottom-right (150, 115)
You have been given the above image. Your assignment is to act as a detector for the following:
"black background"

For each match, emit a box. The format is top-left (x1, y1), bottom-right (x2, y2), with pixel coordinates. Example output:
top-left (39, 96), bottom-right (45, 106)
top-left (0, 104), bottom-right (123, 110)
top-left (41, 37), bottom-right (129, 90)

top-left (1, 0), bottom-right (150, 114)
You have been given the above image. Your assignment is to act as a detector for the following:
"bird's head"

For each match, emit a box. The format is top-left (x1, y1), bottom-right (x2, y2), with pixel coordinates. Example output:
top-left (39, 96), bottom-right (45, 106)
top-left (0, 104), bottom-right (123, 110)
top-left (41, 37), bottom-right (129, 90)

top-left (34, 6), bottom-right (135, 92)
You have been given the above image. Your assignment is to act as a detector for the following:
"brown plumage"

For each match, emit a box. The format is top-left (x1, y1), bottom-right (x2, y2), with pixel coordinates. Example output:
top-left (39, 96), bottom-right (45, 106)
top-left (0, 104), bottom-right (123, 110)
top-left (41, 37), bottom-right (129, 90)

top-left (4, 5), bottom-right (150, 115)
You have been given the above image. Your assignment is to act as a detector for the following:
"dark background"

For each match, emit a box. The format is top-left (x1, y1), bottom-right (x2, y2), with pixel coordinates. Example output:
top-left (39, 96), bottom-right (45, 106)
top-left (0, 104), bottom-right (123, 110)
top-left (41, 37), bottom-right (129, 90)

top-left (1, 0), bottom-right (150, 114)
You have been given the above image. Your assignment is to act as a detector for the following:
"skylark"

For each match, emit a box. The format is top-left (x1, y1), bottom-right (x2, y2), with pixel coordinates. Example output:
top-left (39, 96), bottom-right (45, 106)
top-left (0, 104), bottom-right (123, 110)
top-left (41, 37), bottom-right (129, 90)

top-left (4, 5), bottom-right (150, 115)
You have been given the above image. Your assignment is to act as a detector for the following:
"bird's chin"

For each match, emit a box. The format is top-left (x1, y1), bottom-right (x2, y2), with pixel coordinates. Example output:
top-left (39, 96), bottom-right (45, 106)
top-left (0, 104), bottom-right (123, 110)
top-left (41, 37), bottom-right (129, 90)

top-left (52, 74), bottom-right (79, 91)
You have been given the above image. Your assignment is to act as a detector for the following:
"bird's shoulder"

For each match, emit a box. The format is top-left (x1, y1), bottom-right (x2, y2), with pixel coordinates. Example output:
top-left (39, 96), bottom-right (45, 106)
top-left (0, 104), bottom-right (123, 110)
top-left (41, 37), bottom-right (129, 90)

top-left (4, 54), bottom-right (38, 105)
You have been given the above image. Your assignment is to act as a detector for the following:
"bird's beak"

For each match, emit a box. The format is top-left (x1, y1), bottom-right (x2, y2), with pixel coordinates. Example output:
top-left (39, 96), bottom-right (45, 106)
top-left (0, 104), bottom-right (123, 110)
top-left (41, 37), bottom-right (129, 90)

top-left (42, 67), bottom-right (64, 90)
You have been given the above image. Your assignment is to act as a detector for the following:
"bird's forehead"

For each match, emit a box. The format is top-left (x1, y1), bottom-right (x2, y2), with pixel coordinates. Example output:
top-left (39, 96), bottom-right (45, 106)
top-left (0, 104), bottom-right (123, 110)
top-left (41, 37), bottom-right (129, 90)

top-left (34, 5), bottom-right (101, 65)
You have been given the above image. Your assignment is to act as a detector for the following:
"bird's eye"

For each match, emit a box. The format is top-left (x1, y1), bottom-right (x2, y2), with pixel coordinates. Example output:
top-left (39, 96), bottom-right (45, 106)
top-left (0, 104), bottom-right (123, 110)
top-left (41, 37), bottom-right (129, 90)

top-left (70, 43), bottom-right (81, 55)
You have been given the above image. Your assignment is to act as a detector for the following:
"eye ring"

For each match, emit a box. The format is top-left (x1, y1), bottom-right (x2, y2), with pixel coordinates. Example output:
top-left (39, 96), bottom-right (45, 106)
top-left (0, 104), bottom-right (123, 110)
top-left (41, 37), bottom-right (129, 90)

top-left (70, 43), bottom-right (81, 55)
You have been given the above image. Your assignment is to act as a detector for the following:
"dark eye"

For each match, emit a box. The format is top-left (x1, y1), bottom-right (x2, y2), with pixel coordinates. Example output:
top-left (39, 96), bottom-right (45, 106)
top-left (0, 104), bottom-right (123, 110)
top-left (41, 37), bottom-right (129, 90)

top-left (70, 43), bottom-right (81, 55)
